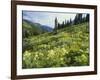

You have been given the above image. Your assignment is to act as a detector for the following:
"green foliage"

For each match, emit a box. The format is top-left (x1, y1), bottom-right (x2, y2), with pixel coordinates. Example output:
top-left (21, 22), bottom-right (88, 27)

top-left (22, 20), bottom-right (47, 38)
top-left (22, 22), bottom-right (89, 68)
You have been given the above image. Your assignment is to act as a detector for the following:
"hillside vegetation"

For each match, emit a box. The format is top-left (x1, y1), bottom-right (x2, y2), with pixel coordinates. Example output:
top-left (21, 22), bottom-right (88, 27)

top-left (22, 22), bottom-right (89, 68)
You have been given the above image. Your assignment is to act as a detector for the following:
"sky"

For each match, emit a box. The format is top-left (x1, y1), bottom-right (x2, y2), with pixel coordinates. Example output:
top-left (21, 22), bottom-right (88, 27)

top-left (22, 11), bottom-right (77, 29)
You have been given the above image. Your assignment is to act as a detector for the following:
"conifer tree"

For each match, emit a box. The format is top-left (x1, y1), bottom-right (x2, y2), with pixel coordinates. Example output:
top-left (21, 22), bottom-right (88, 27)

top-left (86, 14), bottom-right (89, 22)
top-left (54, 17), bottom-right (58, 33)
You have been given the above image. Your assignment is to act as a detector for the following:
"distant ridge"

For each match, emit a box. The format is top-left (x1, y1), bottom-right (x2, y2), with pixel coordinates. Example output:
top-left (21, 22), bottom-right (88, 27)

top-left (23, 19), bottom-right (53, 32)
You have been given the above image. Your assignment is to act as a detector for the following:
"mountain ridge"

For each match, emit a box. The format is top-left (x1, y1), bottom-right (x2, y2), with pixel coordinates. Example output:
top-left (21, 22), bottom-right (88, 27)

top-left (23, 19), bottom-right (53, 32)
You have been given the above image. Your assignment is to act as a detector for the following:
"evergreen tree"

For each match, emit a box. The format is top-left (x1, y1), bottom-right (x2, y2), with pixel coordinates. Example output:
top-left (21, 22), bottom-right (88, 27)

top-left (54, 17), bottom-right (58, 33)
top-left (69, 18), bottom-right (72, 25)
top-left (58, 23), bottom-right (61, 29)
top-left (74, 14), bottom-right (83, 24)
top-left (67, 20), bottom-right (70, 26)
top-left (74, 14), bottom-right (78, 25)
top-left (62, 21), bottom-right (65, 28)
top-left (78, 14), bottom-right (82, 23)
top-left (55, 17), bottom-right (58, 29)
top-left (65, 20), bottom-right (67, 25)
top-left (86, 14), bottom-right (89, 22)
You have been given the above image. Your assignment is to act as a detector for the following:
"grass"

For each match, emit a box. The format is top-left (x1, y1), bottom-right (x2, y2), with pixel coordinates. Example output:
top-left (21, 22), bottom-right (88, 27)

top-left (22, 22), bottom-right (89, 68)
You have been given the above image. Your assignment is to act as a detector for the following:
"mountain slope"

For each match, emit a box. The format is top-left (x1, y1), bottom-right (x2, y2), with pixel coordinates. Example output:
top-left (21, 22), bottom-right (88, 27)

top-left (22, 22), bottom-right (89, 68)
top-left (22, 19), bottom-right (53, 38)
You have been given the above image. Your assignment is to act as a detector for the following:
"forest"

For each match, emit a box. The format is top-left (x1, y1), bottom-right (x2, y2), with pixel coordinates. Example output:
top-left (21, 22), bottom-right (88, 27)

top-left (22, 13), bottom-right (89, 68)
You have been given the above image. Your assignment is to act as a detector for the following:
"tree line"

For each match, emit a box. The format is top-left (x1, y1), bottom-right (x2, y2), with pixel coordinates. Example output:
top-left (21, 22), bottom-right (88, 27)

top-left (54, 13), bottom-right (89, 31)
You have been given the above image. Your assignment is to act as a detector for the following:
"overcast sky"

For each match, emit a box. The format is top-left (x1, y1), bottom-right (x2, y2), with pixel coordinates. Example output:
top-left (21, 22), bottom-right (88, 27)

top-left (23, 11), bottom-right (77, 28)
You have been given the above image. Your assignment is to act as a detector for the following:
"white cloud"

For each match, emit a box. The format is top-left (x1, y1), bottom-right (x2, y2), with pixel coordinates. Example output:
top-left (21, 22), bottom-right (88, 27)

top-left (23, 11), bottom-right (77, 28)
